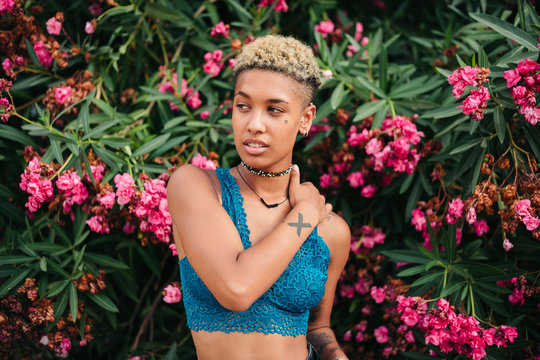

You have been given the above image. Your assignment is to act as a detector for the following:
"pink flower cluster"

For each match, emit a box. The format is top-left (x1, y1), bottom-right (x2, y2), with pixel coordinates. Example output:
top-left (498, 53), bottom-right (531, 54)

top-left (448, 66), bottom-right (490, 121)
top-left (55, 86), bottom-right (72, 105)
top-left (158, 72), bottom-right (202, 111)
top-left (314, 20), bottom-right (335, 38)
top-left (514, 199), bottom-right (540, 231)
top-left (114, 173), bottom-right (135, 205)
top-left (191, 153), bottom-right (217, 170)
top-left (497, 277), bottom-right (526, 306)
top-left (203, 50), bottom-right (224, 78)
top-left (133, 178), bottom-right (172, 243)
top-left (210, 21), bottom-right (229, 37)
top-left (56, 171), bottom-right (89, 212)
top-left (397, 296), bottom-right (518, 360)
top-left (257, 0), bottom-right (288, 12)
top-left (503, 59), bottom-right (540, 125)
top-left (86, 215), bottom-right (109, 234)
top-left (46, 17), bottom-right (62, 35)
top-left (0, 96), bottom-right (12, 122)
top-left (446, 197), bottom-right (464, 224)
top-left (346, 22), bottom-right (369, 57)
top-left (351, 225), bottom-right (386, 254)
top-left (348, 115), bottom-right (424, 177)
top-left (0, 0), bottom-right (15, 15)
top-left (19, 157), bottom-right (54, 212)
top-left (33, 41), bottom-right (53, 68)
top-left (163, 284), bottom-right (182, 304)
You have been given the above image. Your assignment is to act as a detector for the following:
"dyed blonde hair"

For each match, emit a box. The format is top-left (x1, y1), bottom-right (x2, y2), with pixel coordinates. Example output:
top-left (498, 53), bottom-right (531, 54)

top-left (233, 35), bottom-right (321, 106)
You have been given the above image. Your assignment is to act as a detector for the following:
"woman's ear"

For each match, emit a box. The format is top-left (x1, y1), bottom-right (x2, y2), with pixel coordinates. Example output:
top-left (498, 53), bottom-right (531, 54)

top-left (298, 103), bottom-right (316, 137)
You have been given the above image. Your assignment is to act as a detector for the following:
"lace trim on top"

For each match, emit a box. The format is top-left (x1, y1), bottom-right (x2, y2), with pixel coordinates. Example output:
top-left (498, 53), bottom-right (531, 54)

top-left (179, 167), bottom-right (330, 336)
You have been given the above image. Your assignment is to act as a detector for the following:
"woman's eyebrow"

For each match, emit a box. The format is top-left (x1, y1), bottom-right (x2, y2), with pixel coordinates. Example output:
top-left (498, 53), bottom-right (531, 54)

top-left (234, 91), bottom-right (289, 104)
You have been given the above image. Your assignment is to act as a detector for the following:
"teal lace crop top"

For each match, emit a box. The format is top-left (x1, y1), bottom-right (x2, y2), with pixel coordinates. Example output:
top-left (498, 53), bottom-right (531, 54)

top-left (178, 167), bottom-right (330, 336)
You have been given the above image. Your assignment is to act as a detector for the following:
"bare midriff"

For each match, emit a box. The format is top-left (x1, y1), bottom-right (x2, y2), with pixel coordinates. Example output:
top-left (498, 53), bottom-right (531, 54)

top-left (191, 330), bottom-right (309, 360)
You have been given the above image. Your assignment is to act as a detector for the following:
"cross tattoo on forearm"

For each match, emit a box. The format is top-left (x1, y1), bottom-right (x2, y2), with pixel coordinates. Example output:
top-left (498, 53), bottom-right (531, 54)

top-left (287, 213), bottom-right (312, 237)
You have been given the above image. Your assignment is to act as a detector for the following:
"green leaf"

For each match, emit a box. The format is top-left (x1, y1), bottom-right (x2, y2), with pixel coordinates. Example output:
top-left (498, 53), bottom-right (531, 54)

top-left (330, 82), bottom-right (345, 110)
top-left (84, 252), bottom-right (130, 270)
top-left (47, 280), bottom-right (70, 297)
top-left (132, 134), bottom-right (171, 157)
top-left (82, 119), bottom-right (120, 140)
top-left (411, 271), bottom-right (443, 287)
top-left (354, 74), bottom-right (386, 99)
top-left (493, 107), bottom-right (506, 144)
top-left (380, 250), bottom-right (431, 264)
top-left (0, 268), bottom-right (32, 297)
top-left (163, 343), bottom-right (178, 360)
top-left (0, 255), bottom-right (35, 265)
top-left (224, 0), bottom-right (253, 19)
top-left (54, 288), bottom-right (70, 322)
top-left (69, 282), bottom-right (78, 323)
top-left (99, 136), bottom-right (131, 148)
top-left (396, 264), bottom-right (426, 277)
top-left (379, 45), bottom-right (388, 92)
top-left (421, 103), bottom-right (462, 120)
top-left (91, 145), bottom-right (122, 171)
top-left (449, 138), bottom-right (483, 155)
top-left (87, 292), bottom-right (119, 312)
top-left (0, 124), bottom-right (38, 147)
top-left (352, 100), bottom-right (386, 122)
top-left (469, 12), bottom-right (539, 51)
top-left (440, 281), bottom-right (465, 298)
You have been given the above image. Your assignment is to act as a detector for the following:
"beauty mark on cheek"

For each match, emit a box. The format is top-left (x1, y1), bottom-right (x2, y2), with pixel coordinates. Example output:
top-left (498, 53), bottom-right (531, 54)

top-left (284, 119), bottom-right (288, 124)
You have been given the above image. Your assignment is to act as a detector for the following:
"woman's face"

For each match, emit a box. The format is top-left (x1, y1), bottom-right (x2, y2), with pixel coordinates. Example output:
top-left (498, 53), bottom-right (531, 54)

top-left (232, 69), bottom-right (315, 171)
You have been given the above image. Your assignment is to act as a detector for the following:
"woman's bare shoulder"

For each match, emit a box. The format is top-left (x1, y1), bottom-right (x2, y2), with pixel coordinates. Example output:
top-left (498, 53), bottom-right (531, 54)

top-left (318, 212), bottom-right (351, 261)
top-left (167, 164), bottom-right (220, 205)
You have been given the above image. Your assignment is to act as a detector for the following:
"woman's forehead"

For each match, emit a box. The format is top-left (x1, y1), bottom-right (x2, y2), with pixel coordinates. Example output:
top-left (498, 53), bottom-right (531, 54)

top-left (234, 69), bottom-right (303, 103)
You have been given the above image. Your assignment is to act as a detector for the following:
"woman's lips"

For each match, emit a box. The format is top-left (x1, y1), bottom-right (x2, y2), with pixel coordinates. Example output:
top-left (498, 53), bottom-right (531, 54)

top-left (243, 143), bottom-right (268, 155)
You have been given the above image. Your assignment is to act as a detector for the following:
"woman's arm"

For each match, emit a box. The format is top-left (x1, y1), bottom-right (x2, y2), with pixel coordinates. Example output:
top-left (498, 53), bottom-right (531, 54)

top-left (307, 212), bottom-right (351, 360)
top-left (167, 164), bottom-right (331, 312)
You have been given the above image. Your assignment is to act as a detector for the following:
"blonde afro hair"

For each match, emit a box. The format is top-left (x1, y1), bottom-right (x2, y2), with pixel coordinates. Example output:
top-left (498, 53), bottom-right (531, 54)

top-left (233, 35), bottom-right (321, 105)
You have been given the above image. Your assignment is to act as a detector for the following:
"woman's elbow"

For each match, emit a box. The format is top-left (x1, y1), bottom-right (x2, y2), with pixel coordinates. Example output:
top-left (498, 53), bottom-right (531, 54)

top-left (216, 283), bottom-right (255, 312)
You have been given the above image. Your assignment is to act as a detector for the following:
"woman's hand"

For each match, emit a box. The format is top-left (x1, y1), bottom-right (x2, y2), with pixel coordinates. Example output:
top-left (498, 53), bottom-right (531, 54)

top-left (288, 165), bottom-right (332, 224)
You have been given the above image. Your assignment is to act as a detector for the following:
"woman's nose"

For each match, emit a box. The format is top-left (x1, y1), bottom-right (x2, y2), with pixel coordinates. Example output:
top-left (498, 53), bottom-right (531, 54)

top-left (246, 110), bottom-right (266, 133)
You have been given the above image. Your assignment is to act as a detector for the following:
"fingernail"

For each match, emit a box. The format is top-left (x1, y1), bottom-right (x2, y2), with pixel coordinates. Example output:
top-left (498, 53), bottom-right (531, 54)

top-left (293, 164), bottom-right (299, 172)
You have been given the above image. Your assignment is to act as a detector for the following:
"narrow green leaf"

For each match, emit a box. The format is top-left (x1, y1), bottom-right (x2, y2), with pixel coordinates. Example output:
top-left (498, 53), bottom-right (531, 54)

top-left (54, 289), bottom-right (69, 321)
top-left (469, 12), bottom-right (539, 51)
top-left (380, 250), bottom-right (431, 264)
top-left (396, 264), bottom-right (426, 277)
top-left (47, 280), bottom-right (70, 297)
top-left (352, 100), bottom-right (386, 122)
top-left (87, 292), bottom-right (119, 312)
top-left (411, 271), bottom-right (443, 287)
top-left (82, 119), bottom-right (120, 140)
top-left (449, 138), bottom-right (482, 155)
top-left (0, 255), bottom-right (35, 265)
top-left (132, 134), bottom-right (171, 157)
top-left (0, 268), bottom-right (32, 297)
top-left (163, 342), bottom-right (178, 360)
top-left (330, 82), bottom-right (345, 110)
top-left (440, 281), bottom-right (465, 298)
top-left (39, 257), bottom-right (47, 272)
top-left (69, 283), bottom-right (78, 323)
top-left (494, 107), bottom-right (505, 143)
top-left (84, 252), bottom-right (130, 270)
top-left (379, 45), bottom-right (388, 92)
top-left (0, 124), bottom-right (38, 147)
top-left (354, 74), bottom-right (386, 99)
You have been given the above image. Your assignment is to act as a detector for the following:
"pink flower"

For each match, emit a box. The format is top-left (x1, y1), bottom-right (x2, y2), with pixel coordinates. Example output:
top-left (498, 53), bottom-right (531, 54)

top-left (86, 216), bottom-right (109, 234)
top-left (314, 20), bottom-right (335, 38)
top-left (85, 21), bottom-right (96, 34)
top-left (55, 86), bottom-right (72, 105)
top-left (273, 0), bottom-right (288, 11)
top-left (365, 137), bottom-right (382, 155)
top-left (98, 191), bottom-right (116, 209)
top-left (522, 214), bottom-right (540, 231)
top-left (515, 199), bottom-right (531, 216)
top-left (123, 221), bottom-right (135, 234)
top-left (114, 173), bottom-right (135, 205)
top-left (210, 21), bottom-right (229, 37)
top-left (521, 106), bottom-right (540, 125)
top-left (228, 58), bottom-right (236, 68)
top-left (474, 218), bottom-right (489, 236)
top-left (203, 50), bottom-right (224, 77)
top-left (200, 111), bottom-right (210, 119)
top-left (411, 208), bottom-right (426, 232)
top-left (354, 22), bottom-right (364, 42)
top-left (346, 171), bottom-right (364, 188)
top-left (374, 326), bottom-right (389, 343)
top-left (33, 41), bottom-right (53, 68)
top-left (15, 56), bottom-right (23, 65)
top-left (446, 197), bottom-right (464, 224)
top-left (321, 69), bottom-right (333, 79)
top-left (0, 0), bottom-right (15, 14)
top-left (59, 338), bottom-right (71, 355)
top-left (2, 58), bottom-right (12, 72)
top-left (46, 17), bottom-right (62, 35)
top-left (503, 69), bottom-right (521, 88)
top-left (508, 288), bottom-right (524, 305)
top-left (360, 184), bottom-right (376, 198)
top-left (502, 238), bottom-right (513, 252)
top-left (405, 330), bottom-right (414, 343)
top-left (320, 173), bottom-right (330, 188)
top-left (89, 3), bottom-right (102, 16)
top-left (191, 153), bottom-right (216, 170)
top-left (343, 330), bottom-right (352, 341)
top-left (169, 242), bottom-right (178, 256)
top-left (163, 285), bottom-right (182, 303)
top-left (370, 286), bottom-right (385, 304)
top-left (466, 207), bottom-right (477, 224)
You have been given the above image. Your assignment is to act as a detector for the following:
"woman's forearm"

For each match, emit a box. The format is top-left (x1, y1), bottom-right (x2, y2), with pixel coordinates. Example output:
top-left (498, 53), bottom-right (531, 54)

top-left (307, 327), bottom-right (348, 360)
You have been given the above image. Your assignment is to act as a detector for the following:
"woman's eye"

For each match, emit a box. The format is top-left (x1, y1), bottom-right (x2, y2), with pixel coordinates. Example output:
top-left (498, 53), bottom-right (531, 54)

top-left (236, 104), bottom-right (249, 110)
top-left (268, 107), bottom-right (283, 113)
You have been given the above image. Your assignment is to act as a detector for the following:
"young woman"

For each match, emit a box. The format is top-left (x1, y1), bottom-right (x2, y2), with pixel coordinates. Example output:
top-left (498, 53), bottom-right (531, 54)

top-left (167, 35), bottom-right (351, 360)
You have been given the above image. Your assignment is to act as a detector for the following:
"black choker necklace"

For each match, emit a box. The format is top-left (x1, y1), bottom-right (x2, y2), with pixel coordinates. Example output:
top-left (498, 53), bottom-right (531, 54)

top-left (236, 167), bottom-right (289, 209)
top-left (241, 160), bottom-right (293, 177)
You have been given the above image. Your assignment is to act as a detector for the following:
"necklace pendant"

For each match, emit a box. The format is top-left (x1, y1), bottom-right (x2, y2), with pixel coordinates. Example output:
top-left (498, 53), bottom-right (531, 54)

top-left (260, 198), bottom-right (279, 208)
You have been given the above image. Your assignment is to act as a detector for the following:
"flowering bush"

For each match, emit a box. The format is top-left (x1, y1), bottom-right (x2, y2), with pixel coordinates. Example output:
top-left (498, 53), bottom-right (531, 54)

top-left (0, 0), bottom-right (539, 359)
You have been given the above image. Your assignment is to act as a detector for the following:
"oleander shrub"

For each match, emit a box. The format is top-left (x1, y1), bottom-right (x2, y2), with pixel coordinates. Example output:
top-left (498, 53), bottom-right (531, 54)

top-left (0, 0), bottom-right (538, 359)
